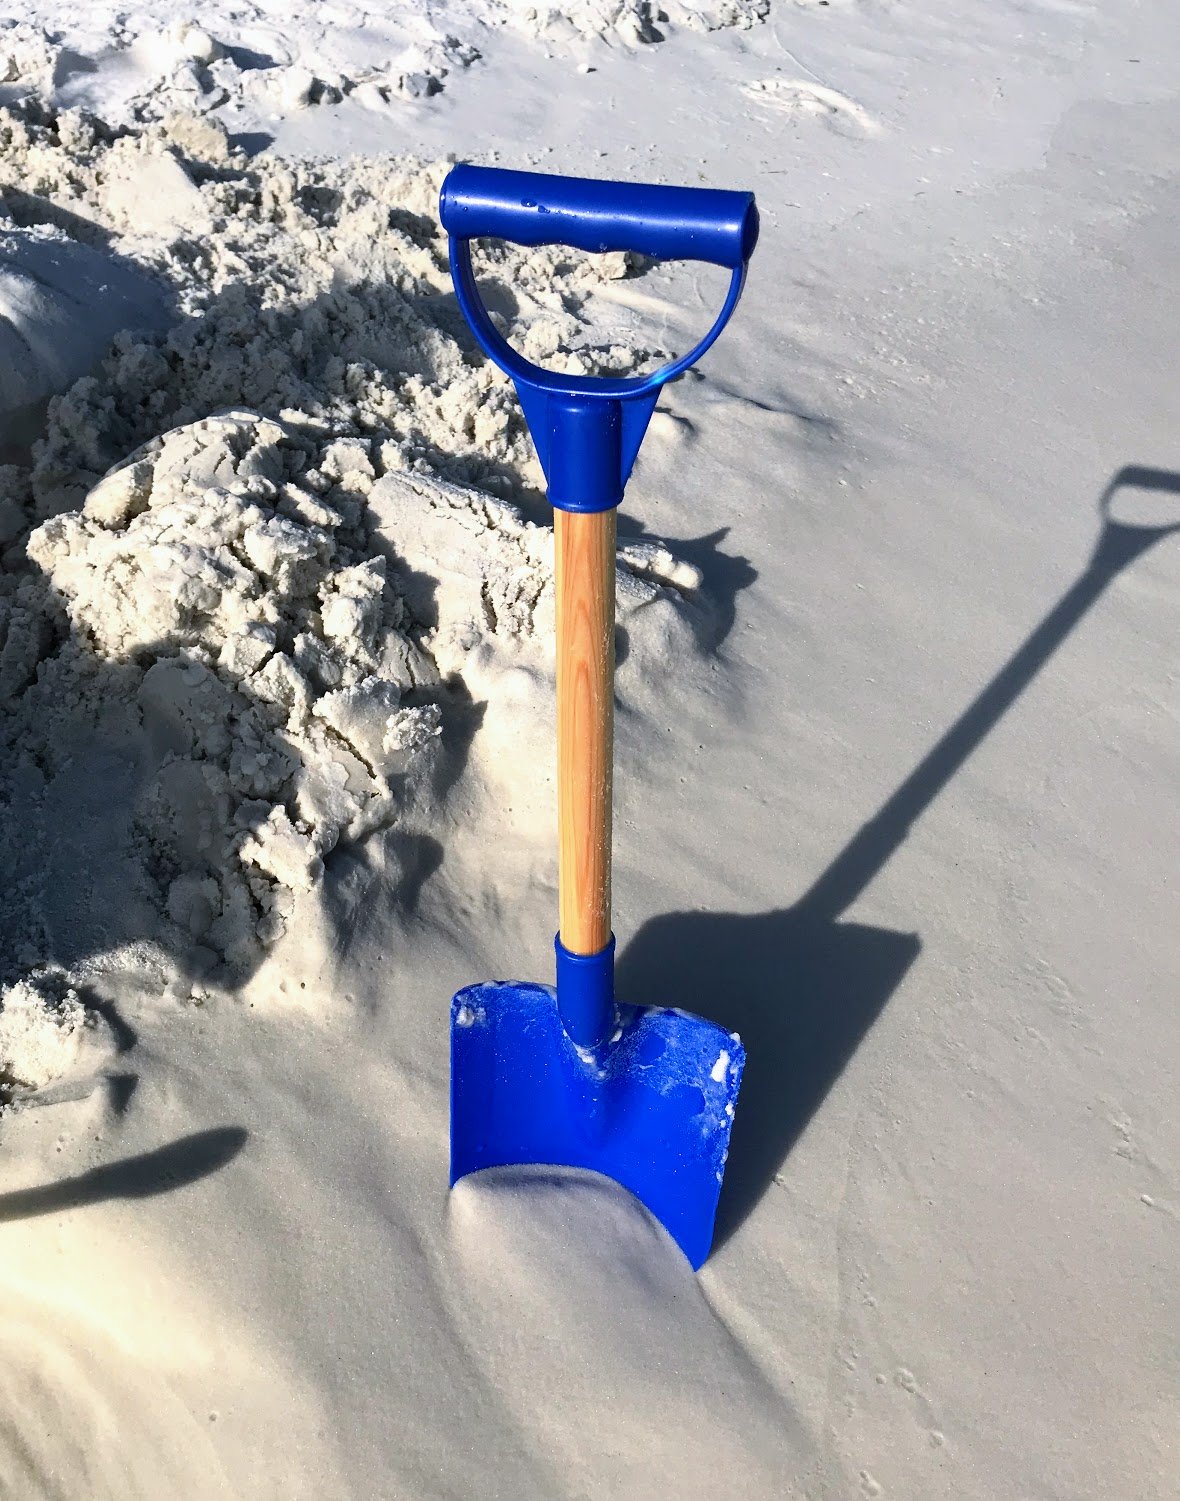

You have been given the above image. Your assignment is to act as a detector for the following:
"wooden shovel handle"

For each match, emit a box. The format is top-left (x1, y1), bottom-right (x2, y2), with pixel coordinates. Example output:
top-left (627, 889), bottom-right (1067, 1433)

top-left (556, 508), bottom-right (615, 955)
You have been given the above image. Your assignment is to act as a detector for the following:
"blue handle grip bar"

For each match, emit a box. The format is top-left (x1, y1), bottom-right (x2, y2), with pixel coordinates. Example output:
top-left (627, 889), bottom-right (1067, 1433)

top-left (439, 163), bottom-right (759, 269)
top-left (440, 164), bottom-right (759, 511)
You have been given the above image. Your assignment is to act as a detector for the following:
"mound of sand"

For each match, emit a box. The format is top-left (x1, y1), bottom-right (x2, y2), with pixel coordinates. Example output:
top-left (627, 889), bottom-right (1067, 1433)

top-left (0, 97), bottom-right (703, 995)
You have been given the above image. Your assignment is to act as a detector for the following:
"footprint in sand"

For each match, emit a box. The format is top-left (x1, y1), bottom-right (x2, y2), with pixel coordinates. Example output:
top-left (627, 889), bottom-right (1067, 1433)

top-left (742, 77), bottom-right (879, 135)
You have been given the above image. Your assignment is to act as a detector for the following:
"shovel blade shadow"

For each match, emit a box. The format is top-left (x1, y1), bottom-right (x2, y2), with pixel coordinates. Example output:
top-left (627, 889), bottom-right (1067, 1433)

top-left (619, 912), bottom-right (919, 1246)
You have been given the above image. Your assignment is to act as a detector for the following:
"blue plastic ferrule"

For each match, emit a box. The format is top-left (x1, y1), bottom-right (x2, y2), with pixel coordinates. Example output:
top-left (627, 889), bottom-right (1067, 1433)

top-left (555, 933), bottom-right (616, 1048)
top-left (547, 396), bottom-right (623, 513)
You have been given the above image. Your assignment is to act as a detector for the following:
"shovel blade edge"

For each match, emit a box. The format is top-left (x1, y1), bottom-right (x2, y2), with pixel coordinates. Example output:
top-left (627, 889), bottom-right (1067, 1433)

top-left (450, 981), bottom-right (744, 1269)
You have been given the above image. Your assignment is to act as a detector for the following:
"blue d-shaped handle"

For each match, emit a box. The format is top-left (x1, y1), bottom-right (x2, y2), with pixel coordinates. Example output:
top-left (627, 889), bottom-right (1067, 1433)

top-left (439, 164), bottom-right (759, 269)
top-left (440, 163), bottom-right (758, 511)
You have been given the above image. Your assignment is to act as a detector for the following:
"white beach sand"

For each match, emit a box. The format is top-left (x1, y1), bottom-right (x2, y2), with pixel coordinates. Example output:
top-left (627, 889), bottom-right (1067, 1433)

top-left (1, 2), bottom-right (1177, 1496)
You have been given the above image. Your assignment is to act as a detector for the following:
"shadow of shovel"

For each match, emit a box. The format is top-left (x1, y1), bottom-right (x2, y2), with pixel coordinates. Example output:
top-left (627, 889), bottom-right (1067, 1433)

top-left (620, 468), bottom-right (1180, 1246)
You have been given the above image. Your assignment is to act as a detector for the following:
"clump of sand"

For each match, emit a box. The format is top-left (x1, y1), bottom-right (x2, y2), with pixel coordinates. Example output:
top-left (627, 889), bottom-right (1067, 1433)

top-left (489, 0), bottom-right (768, 46)
top-left (0, 97), bottom-right (704, 986)
top-left (19, 410), bottom-right (443, 966)
top-left (0, 970), bottom-right (94, 1101)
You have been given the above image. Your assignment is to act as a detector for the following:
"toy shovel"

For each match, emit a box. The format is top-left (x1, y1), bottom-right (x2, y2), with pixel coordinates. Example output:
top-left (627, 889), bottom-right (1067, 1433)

top-left (441, 165), bottom-right (759, 1268)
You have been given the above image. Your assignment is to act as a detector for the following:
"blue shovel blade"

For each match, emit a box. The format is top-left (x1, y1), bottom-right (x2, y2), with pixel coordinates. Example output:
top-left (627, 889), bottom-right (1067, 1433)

top-left (450, 982), bottom-right (745, 1269)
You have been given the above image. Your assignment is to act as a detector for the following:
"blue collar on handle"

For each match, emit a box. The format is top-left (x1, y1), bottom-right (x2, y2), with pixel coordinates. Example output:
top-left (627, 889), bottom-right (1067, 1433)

top-left (441, 164), bottom-right (758, 512)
